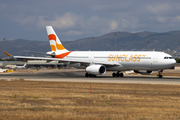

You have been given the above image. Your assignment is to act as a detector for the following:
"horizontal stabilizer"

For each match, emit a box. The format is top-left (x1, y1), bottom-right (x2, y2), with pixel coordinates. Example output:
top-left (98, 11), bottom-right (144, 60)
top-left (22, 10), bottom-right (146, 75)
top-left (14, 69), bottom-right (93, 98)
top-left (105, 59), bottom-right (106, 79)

top-left (23, 50), bottom-right (55, 57)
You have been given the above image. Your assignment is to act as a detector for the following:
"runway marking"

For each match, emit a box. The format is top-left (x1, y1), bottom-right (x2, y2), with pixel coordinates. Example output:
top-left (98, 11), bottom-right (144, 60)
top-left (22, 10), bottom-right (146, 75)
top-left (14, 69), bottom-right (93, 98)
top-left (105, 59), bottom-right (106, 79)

top-left (58, 72), bottom-right (66, 76)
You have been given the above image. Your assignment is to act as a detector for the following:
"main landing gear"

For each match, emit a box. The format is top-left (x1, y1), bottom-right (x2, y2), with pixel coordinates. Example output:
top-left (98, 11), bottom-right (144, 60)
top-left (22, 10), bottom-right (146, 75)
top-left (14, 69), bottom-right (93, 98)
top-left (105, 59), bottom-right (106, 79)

top-left (157, 70), bottom-right (163, 78)
top-left (112, 71), bottom-right (124, 77)
top-left (85, 73), bottom-right (96, 77)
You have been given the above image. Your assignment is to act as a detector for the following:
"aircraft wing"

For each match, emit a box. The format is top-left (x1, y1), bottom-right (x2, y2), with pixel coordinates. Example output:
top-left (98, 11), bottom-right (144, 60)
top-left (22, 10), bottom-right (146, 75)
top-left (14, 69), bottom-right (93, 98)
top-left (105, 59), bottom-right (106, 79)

top-left (13, 55), bottom-right (121, 66)
top-left (4, 51), bottom-right (121, 66)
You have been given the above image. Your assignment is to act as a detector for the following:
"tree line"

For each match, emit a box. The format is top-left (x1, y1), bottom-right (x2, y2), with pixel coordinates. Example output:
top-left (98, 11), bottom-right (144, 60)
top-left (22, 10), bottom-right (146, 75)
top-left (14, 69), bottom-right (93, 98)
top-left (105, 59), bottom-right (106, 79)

top-left (0, 58), bottom-right (15, 61)
top-left (175, 58), bottom-right (180, 63)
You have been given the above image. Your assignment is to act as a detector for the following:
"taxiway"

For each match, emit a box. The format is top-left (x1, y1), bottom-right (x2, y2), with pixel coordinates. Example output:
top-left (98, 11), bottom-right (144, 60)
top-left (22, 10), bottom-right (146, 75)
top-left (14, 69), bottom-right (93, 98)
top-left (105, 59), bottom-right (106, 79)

top-left (0, 69), bottom-right (180, 85)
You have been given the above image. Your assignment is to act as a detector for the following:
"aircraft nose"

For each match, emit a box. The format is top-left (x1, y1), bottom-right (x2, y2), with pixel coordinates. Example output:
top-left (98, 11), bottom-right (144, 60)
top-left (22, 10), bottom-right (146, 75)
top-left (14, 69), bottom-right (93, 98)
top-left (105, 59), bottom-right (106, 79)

top-left (169, 59), bottom-right (176, 66)
top-left (172, 59), bottom-right (176, 64)
top-left (165, 59), bottom-right (176, 69)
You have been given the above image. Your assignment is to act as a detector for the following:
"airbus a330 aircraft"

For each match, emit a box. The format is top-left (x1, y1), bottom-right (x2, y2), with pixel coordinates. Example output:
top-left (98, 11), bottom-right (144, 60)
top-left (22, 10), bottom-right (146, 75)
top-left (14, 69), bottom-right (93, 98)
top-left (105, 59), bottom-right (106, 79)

top-left (4, 26), bottom-right (176, 78)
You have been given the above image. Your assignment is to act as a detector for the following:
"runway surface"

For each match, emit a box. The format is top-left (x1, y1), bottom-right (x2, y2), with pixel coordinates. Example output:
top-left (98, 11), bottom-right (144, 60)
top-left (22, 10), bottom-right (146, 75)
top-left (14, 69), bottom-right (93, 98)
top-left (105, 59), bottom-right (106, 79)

top-left (0, 69), bottom-right (180, 85)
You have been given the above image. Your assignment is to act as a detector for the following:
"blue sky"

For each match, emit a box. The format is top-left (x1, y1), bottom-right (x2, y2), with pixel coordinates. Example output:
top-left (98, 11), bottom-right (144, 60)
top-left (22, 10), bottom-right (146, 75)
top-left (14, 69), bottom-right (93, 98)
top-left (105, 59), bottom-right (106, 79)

top-left (1, 0), bottom-right (180, 41)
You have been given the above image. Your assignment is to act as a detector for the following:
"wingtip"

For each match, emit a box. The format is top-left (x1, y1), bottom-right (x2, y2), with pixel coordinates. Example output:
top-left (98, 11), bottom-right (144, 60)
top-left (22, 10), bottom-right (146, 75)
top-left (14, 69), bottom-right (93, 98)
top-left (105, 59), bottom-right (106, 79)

top-left (4, 51), bottom-right (12, 57)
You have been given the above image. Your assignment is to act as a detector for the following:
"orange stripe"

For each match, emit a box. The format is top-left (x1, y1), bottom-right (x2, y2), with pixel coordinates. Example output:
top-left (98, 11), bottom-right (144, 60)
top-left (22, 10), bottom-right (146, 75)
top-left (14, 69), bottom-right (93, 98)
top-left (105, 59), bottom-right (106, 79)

top-left (56, 43), bottom-right (65, 50)
top-left (50, 45), bottom-right (56, 51)
top-left (48, 34), bottom-right (56, 42)
top-left (55, 51), bottom-right (72, 58)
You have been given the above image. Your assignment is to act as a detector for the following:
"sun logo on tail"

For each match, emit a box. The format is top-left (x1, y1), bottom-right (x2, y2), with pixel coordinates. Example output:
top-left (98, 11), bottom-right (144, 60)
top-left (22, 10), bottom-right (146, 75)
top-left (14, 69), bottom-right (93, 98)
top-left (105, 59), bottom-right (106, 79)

top-left (48, 34), bottom-right (65, 51)
top-left (46, 26), bottom-right (71, 59)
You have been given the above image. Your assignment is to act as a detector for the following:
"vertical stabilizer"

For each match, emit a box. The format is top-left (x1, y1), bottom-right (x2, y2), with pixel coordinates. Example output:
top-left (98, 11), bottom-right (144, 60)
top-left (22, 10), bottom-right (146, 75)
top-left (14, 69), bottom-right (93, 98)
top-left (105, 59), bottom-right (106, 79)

top-left (23, 63), bottom-right (27, 67)
top-left (46, 26), bottom-right (68, 53)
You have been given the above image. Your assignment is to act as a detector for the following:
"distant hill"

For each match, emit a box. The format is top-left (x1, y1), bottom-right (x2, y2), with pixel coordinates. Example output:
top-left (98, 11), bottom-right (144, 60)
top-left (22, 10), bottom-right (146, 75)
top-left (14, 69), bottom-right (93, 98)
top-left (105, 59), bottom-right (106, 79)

top-left (1, 31), bottom-right (180, 58)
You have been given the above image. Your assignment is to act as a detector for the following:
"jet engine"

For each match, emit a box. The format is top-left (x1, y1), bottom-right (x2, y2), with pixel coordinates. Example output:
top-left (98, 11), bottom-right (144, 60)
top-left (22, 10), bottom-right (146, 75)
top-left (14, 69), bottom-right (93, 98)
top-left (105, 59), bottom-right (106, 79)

top-left (86, 65), bottom-right (106, 75)
top-left (134, 70), bottom-right (153, 75)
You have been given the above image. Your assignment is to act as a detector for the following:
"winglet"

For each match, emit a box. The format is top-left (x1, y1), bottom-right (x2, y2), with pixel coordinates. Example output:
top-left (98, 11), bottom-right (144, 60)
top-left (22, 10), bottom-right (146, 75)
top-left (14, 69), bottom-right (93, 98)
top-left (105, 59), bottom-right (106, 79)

top-left (4, 51), bottom-right (12, 57)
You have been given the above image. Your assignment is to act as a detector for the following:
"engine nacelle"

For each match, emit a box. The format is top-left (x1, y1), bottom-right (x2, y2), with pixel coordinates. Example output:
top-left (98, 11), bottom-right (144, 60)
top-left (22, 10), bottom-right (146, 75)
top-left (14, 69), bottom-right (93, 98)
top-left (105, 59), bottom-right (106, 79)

top-left (134, 70), bottom-right (153, 75)
top-left (86, 65), bottom-right (106, 75)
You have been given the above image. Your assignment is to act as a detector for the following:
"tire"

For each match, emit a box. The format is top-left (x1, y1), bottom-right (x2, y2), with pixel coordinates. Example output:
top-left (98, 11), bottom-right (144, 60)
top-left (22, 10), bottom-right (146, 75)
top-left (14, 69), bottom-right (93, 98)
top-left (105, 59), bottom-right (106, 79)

top-left (120, 73), bottom-right (124, 77)
top-left (89, 74), bottom-right (93, 77)
top-left (112, 73), bottom-right (116, 77)
top-left (116, 73), bottom-right (119, 77)
top-left (85, 73), bottom-right (89, 77)
top-left (157, 75), bottom-right (162, 78)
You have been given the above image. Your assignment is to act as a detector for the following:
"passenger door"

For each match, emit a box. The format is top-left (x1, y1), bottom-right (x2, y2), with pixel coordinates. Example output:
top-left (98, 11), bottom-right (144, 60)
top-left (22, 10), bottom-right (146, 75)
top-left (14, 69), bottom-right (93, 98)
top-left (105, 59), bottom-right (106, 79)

top-left (153, 54), bottom-right (159, 63)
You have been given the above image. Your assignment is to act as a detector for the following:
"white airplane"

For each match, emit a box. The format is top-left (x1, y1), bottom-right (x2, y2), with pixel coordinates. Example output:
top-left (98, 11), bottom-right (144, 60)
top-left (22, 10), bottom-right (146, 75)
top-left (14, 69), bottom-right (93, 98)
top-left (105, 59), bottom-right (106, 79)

top-left (10, 63), bottom-right (27, 69)
top-left (4, 26), bottom-right (176, 78)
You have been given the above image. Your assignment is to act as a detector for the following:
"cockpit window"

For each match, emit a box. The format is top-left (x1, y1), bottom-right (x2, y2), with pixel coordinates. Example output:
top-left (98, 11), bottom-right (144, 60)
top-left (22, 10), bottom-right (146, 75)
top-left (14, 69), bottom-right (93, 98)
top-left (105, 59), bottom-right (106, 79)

top-left (164, 57), bottom-right (174, 59)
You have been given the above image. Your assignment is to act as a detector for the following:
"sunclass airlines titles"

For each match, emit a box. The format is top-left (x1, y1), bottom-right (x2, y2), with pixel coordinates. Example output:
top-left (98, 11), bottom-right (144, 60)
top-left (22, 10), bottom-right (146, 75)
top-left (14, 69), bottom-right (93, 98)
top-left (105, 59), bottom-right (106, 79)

top-left (108, 54), bottom-right (146, 62)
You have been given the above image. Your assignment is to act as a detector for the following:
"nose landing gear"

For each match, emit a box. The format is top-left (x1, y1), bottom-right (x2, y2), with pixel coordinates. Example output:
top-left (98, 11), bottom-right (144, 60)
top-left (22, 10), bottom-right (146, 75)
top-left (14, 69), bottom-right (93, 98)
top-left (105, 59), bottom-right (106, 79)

top-left (157, 70), bottom-right (163, 78)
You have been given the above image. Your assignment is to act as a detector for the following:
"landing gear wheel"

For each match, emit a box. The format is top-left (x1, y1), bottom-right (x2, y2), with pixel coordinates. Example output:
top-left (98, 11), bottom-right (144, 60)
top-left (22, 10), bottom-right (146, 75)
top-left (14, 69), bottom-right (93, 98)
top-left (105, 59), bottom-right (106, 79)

top-left (157, 70), bottom-right (163, 78)
top-left (116, 71), bottom-right (120, 77)
top-left (120, 73), bottom-right (124, 77)
top-left (85, 73), bottom-right (89, 77)
top-left (90, 74), bottom-right (96, 77)
top-left (116, 73), bottom-right (120, 77)
top-left (112, 73), bottom-right (116, 77)
top-left (112, 72), bottom-right (124, 77)
top-left (89, 74), bottom-right (93, 77)
top-left (85, 73), bottom-right (96, 77)
top-left (157, 75), bottom-right (162, 78)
